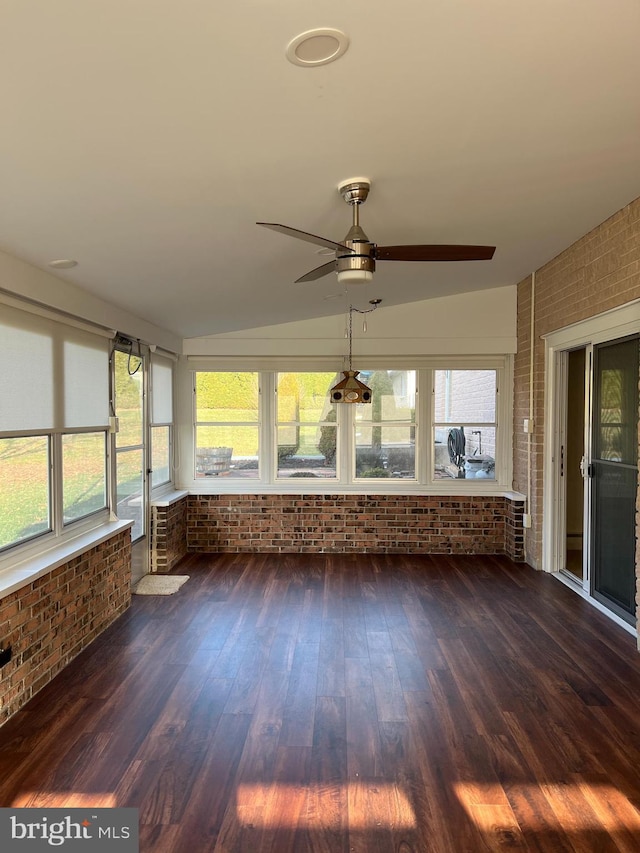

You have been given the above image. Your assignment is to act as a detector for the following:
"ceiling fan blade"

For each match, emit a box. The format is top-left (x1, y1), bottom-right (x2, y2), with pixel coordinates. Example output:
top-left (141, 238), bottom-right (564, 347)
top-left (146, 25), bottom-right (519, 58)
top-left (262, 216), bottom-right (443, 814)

top-left (375, 244), bottom-right (496, 262)
top-left (257, 222), bottom-right (353, 253)
top-left (295, 260), bottom-right (336, 283)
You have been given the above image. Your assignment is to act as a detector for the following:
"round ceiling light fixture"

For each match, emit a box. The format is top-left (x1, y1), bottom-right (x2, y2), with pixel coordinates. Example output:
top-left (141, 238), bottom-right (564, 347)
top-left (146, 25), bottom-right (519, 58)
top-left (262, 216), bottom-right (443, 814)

top-left (286, 28), bottom-right (349, 67)
top-left (48, 259), bottom-right (78, 269)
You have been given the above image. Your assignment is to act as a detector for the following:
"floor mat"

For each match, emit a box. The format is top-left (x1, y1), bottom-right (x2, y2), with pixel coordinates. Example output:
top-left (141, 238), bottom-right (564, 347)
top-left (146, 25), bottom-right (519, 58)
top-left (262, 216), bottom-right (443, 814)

top-left (133, 574), bottom-right (189, 595)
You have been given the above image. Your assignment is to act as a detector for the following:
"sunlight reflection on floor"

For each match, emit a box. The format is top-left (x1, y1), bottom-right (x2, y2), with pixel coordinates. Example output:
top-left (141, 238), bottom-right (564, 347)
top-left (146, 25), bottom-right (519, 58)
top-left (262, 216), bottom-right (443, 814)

top-left (11, 792), bottom-right (117, 808)
top-left (236, 781), bottom-right (417, 829)
top-left (454, 781), bottom-right (640, 831)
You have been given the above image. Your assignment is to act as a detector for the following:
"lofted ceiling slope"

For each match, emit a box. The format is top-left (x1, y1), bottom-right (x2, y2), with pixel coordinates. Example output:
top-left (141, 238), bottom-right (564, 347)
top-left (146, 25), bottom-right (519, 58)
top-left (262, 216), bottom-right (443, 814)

top-left (1, 1), bottom-right (640, 339)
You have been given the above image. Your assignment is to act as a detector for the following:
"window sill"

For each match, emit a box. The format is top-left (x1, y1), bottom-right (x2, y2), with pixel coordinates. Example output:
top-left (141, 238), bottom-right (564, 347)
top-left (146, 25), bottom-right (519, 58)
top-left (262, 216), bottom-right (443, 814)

top-left (184, 478), bottom-right (524, 496)
top-left (151, 489), bottom-right (189, 507)
top-left (185, 483), bottom-right (526, 500)
top-left (0, 519), bottom-right (133, 601)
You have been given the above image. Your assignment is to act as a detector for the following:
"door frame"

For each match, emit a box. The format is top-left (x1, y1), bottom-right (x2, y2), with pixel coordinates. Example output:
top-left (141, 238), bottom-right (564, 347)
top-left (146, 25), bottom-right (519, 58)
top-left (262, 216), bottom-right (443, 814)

top-left (542, 301), bottom-right (640, 635)
top-left (549, 345), bottom-right (591, 589)
top-left (110, 340), bottom-right (151, 584)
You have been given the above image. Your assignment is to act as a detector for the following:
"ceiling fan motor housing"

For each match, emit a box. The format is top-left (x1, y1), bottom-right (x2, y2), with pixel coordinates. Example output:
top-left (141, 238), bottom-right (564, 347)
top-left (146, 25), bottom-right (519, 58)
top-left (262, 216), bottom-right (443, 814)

top-left (337, 229), bottom-right (376, 276)
top-left (336, 214), bottom-right (376, 278)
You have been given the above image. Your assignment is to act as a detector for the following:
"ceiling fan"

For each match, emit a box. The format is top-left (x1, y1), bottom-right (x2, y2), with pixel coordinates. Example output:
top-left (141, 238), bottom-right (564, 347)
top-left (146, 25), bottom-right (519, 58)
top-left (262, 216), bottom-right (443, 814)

top-left (257, 177), bottom-right (496, 285)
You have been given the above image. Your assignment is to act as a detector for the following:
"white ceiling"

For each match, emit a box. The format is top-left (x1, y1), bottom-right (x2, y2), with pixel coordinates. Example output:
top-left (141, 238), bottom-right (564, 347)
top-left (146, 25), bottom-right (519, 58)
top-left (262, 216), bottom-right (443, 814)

top-left (1, 1), bottom-right (640, 340)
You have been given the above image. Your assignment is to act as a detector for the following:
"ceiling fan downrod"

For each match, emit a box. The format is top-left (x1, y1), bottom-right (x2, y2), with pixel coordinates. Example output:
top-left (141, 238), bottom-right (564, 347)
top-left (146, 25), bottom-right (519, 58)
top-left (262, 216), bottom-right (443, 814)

top-left (337, 178), bottom-right (375, 281)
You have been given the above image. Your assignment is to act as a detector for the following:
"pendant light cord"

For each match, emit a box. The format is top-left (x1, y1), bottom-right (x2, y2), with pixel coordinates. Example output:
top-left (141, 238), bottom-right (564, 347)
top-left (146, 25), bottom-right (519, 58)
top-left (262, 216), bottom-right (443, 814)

top-left (347, 300), bottom-right (382, 369)
top-left (348, 306), bottom-right (353, 369)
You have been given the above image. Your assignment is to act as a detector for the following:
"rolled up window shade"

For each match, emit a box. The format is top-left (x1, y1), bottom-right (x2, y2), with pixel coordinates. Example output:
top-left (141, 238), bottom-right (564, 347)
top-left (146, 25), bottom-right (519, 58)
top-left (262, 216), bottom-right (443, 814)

top-left (151, 355), bottom-right (173, 424)
top-left (0, 302), bottom-right (108, 432)
top-left (64, 338), bottom-right (109, 427)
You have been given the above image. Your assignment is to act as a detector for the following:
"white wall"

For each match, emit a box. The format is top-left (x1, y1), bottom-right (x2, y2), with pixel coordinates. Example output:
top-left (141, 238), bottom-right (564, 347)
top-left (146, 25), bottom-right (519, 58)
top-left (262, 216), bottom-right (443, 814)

top-left (0, 246), bottom-right (515, 358)
top-left (183, 285), bottom-right (517, 358)
top-left (176, 286), bottom-right (516, 490)
top-left (0, 249), bottom-right (181, 353)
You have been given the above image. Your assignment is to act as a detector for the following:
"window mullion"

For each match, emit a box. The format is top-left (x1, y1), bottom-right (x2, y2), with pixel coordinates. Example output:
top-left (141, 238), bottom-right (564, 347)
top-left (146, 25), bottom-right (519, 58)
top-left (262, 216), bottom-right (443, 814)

top-left (420, 368), bottom-right (431, 483)
top-left (341, 403), bottom-right (353, 485)
top-left (51, 432), bottom-right (63, 536)
top-left (262, 372), bottom-right (274, 484)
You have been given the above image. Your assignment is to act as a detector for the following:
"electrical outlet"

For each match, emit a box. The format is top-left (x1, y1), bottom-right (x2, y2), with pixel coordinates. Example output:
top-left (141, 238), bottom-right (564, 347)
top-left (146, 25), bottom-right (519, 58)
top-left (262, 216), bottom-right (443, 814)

top-left (0, 646), bottom-right (12, 668)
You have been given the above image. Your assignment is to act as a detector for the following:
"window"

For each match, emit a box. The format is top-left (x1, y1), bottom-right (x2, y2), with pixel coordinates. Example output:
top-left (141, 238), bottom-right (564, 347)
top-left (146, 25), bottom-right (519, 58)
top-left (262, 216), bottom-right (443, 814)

top-left (433, 369), bottom-right (497, 480)
top-left (190, 361), bottom-right (510, 490)
top-left (0, 436), bottom-right (51, 551)
top-left (151, 426), bottom-right (171, 488)
top-left (114, 348), bottom-right (145, 541)
top-left (150, 354), bottom-right (174, 489)
top-left (195, 372), bottom-right (260, 478)
top-left (62, 432), bottom-right (107, 524)
top-left (0, 302), bottom-right (110, 556)
top-left (355, 370), bottom-right (416, 479)
top-left (276, 372), bottom-right (338, 479)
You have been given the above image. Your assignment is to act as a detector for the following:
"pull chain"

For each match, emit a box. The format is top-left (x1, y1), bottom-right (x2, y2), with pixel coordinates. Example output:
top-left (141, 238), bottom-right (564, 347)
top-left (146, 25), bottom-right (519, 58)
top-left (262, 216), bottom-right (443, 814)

top-left (348, 306), bottom-right (353, 369)
top-left (347, 298), bottom-right (382, 369)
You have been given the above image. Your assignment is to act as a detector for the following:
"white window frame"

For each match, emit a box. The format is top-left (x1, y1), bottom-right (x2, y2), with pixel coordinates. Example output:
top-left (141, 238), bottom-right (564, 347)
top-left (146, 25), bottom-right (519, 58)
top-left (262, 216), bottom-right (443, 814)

top-left (0, 302), bottom-right (112, 572)
top-left (352, 369), bottom-right (418, 483)
top-left (431, 368), bottom-right (499, 484)
top-left (275, 370), bottom-right (340, 482)
top-left (60, 428), bottom-right (109, 527)
top-left (149, 352), bottom-right (176, 497)
top-left (193, 370), bottom-right (262, 481)
top-left (186, 356), bottom-right (513, 494)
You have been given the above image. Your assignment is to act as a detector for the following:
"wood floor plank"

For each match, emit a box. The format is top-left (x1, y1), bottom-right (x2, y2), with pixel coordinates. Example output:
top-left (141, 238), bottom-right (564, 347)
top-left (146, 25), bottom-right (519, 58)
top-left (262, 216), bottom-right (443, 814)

top-left (1, 553), bottom-right (639, 852)
top-left (169, 711), bottom-right (252, 850)
top-left (260, 744), bottom-right (312, 853)
top-left (299, 695), bottom-right (349, 852)
top-left (317, 618), bottom-right (346, 698)
top-left (342, 597), bottom-right (368, 659)
top-left (279, 641), bottom-right (320, 747)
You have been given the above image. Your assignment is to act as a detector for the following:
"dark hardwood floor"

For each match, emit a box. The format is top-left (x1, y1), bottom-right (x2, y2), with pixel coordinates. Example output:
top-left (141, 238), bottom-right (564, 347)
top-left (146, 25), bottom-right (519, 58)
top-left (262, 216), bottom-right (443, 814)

top-left (1, 553), bottom-right (639, 852)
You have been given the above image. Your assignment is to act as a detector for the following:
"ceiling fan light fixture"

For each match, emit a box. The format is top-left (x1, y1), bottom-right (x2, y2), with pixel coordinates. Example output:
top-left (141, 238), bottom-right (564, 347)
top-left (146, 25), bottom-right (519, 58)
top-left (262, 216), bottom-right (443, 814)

top-left (286, 28), bottom-right (349, 67)
top-left (337, 268), bottom-right (373, 286)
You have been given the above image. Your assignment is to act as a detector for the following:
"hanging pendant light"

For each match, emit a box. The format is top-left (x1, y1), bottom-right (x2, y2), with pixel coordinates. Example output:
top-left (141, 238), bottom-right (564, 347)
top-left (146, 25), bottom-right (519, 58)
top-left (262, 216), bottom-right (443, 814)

top-left (330, 300), bottom-right (381, 403)
top-left (330, 369), bottom-right (372, 404)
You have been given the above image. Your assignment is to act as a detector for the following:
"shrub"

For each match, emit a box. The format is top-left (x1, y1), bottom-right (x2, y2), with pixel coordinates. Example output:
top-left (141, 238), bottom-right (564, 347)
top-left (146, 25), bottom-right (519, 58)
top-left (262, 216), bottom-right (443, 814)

top-left (278, 445), bottom-right (297, 461)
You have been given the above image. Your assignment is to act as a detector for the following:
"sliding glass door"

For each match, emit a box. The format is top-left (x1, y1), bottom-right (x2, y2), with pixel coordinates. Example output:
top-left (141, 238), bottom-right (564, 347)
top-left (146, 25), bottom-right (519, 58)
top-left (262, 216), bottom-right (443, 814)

top-left (590, 336), bottom-right (638, 623)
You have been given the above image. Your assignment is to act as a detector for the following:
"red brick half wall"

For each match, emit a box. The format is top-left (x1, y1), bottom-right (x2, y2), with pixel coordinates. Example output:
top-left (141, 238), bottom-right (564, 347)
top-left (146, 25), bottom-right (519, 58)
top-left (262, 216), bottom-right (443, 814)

top-left (0, 529), bottom-right (131, 726)
top-left (188, 494), bottom-right (525, 560)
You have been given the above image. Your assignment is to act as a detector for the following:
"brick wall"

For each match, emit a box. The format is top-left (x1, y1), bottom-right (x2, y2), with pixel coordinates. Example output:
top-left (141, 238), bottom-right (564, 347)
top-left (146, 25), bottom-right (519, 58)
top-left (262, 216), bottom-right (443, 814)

top-left (0, 529), bottom-right (131, 726)
top-left (514, 197), bottom-right (640, 641)
top-left (151, 498), bottom-right (188, 572)
top-left (187, 493), bottom-right (524, 559)
top-left (505, 495), bottom-right (525, 563)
